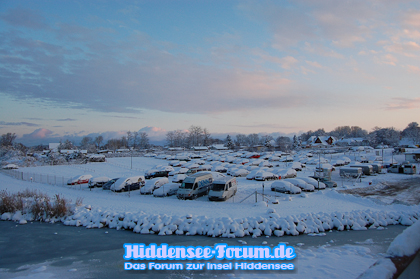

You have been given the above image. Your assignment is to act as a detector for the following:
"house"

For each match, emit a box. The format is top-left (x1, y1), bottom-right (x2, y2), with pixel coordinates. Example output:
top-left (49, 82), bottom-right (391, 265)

top-left (192, 146), bottom-right (208, 151)
top-left (305, 136), bottom-right (337, 147)
top-left (212, 144), bottom-right (228, 150)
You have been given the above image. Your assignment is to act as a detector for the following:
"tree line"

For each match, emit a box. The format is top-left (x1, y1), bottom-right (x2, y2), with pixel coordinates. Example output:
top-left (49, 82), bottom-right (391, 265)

top-left (0, 122), bottom-right (418, 153)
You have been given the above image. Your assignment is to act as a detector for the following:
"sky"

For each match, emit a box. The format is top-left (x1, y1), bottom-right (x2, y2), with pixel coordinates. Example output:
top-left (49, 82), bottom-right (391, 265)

top-left (0, 0), bottom-right (420, 146)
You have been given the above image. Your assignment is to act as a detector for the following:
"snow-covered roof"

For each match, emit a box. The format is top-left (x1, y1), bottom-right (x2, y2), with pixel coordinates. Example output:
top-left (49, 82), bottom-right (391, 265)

top-left (212, 144), bottom-right (228, 150)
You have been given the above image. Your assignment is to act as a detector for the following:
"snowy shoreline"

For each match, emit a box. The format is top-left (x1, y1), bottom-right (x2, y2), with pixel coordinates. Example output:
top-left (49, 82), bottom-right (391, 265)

top-left (2, 205), bottom-right (418, 239)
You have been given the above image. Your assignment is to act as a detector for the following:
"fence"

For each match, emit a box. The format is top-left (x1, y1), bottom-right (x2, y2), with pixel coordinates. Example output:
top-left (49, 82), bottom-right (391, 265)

top-left (1, 169), bottom-right (72, 187)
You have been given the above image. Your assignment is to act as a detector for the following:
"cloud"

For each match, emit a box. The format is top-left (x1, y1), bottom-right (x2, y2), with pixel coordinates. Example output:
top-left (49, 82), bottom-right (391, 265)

top-left (375, 54), bottom-right (398, 66)
top-left (384, 41), bottom-right (420, 56)
top-left (56, 118), bottom-right (77, 122)
top-left (305, 60), bottom-right (323, 68)
top-left (0, 121), bottom-right (39, 127)
top-left (386, 97), bottom-right (420, 110)
top-left (0, 27), bottom-right (306, 114)
top-left (138, 126), bottom-right (167, 141)
top-left (21, 128), bottom-right (53, 140)
top-left (0, 7), bottom-right (48, 29)
top-left (403, 10), bottom-right (420, 28)
top-left (407, 65), bottom-right (420, 74)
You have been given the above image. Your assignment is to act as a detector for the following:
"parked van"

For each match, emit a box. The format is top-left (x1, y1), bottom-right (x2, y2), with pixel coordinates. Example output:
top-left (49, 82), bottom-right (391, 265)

top-left (177, 173), bottom-right (213, 200)
top-left (370, 163), bottom-right (383, 174)
top-left (403, 163), bottom-right (417, 174)
top-left (349, 164), bottom-right (373, 176)
top-left (340, 167), bottom-right (362, 178)
top-left (208, 177), bottom-right (237, 201)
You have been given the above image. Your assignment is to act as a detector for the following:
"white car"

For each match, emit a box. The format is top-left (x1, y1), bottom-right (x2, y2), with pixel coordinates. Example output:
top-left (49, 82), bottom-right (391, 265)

top-left (111, 176), bottom-right (145, 192)
top-left (233, 169), bottom-right (250, 177)
top-left (140, 177), bottom-right (169, 194)
top-left (271, 181), bottom-right (301, 194)
top-left (299, 177), bottom-right (326, 190)
top-left (153, 183), bottom-right (180, 197)
top-left (171, 174), bottom-right (187, 183)
top-left (255, 171), bottom-right (278, 181)
top-left (274, 168), bottom-right (297, 179)
top-left (285, 178), bottom-right (315, 192)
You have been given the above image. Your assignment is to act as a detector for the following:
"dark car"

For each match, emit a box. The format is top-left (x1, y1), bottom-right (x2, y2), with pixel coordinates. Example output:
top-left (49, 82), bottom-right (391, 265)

top-left (309, 176), bottom-right (337, 188)
top-left (102, 178), bottom-right (119, 190)
top-left (145, 170), bottom-right (170, 179)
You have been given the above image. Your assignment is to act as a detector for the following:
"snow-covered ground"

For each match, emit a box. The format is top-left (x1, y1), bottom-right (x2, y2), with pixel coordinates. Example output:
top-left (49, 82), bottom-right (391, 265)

top-left (1, 155), bottom-right (419, 278)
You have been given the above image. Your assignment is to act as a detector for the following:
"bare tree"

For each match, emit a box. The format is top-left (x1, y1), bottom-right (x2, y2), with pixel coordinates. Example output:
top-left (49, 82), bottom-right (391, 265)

top-left (203, 128), bottom-right (211, 146)
top-left (166, 131), bottom-right (175, 147)
top-left (133, 131), bottom-right (139, 149)
top-left (1, 133), bottom-right (17, 147)
top-left (188, 125), bottom-right (203, 147)
top-left (235, 134), bottom-right (248, 147)
top-left (127, 131), bottom-right (133, 149)
top-left (247, 133), bottom-right (259, 147)
top-left (139, 132), bottom-right (149, 149)
top-left (94, 135), bottom-right (103, 149)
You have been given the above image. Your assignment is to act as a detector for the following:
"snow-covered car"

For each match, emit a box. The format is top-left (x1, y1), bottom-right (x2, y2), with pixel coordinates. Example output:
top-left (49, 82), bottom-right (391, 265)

top-left (168, 167), bottom-right (189, 176)
top-left (246, 169), bottom-right (260, 180)
top-left (275, 168), bottom-right (297, 179)
top-left (255, 171), bottom-right (278, 181)
top-left (88, 176), bottom-right (110, 188)
top-left (271, 181), bottom-right (301, 194)
top-left (111, 176), bottom-right (145, 192)
top-left (309, 176), bottom-right (337, 188)
top-left (290, 162), bottom-right (303, 171)
top-left (144, 169), bottom-right (170, 179)
top-left (140, 177), bottom-right (169, 194)
top-left (153, 183), bottom-right (180, 197)
top-left (284, 178), bottom-right (315, 192)
top-left (171, 174), bottom-right (187, 183)
top-left (298, 177), bottom-right (326, 190)
top-left (67, 174), bottom-right (93, 185)
top-left (2, 164), bottom-right (19, 169)
top-left (212, 165), bottom-right (228, 173)
top-left (102, 177), bottom-right (119, 190)
top-left (232, 169), bottom-right (250, 177)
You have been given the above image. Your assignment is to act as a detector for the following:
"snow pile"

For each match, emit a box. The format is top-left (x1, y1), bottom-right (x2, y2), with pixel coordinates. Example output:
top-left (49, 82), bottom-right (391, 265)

top-left (387, 219), bottom-right (420, 257)
top-left (357, 258), bottom-right (396, 279)
top-left (12, 207), bottom-right (411, 238)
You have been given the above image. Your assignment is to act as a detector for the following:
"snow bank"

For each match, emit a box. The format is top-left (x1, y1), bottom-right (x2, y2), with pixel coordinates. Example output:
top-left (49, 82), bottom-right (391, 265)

top-left (387, 219), bottom-right (420, 257)
top-left (357, 258), bottom-right (396, 279)
top-left (3, 207), bottom-right (416, 239)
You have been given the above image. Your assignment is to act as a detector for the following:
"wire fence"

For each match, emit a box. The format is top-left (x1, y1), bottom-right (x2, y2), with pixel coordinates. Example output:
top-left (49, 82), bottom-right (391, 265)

top-left (1, 169), bottom-right (72, 187)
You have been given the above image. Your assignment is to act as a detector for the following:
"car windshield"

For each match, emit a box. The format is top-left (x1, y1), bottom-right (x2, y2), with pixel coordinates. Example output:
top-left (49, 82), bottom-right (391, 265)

top-left (181, 182), bottom-right (194, 189)
top-left (212, 183), bottom-right (225, 191)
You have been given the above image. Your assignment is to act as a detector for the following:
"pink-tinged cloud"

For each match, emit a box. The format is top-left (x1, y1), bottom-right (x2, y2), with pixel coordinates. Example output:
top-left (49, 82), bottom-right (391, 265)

top-left (403, 11), bottom-right (420, 28)
top-left (23, 128), bottom-right (53, 139)
top-left (407, 65), bottom-right (420, 74)
top-left (375, 54), bottom-right (398, 66)
top-left (386, 97), bottom-right (420, 110)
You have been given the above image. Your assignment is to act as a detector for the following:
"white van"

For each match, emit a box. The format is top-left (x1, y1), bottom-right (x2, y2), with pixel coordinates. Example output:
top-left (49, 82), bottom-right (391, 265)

top-left (208, 177), bottom-right (238, 201)
top-left (177, 172), bottom-right (213, 200)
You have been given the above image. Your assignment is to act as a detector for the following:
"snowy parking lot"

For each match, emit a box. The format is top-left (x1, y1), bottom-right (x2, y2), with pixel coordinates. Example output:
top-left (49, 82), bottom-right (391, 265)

top-left (1, 155), bottom-right (419, 278)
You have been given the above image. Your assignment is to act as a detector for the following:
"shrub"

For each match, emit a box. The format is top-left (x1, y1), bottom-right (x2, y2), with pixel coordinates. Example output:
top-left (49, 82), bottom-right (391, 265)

top-left (0, 189), bottom-right (82, 220)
